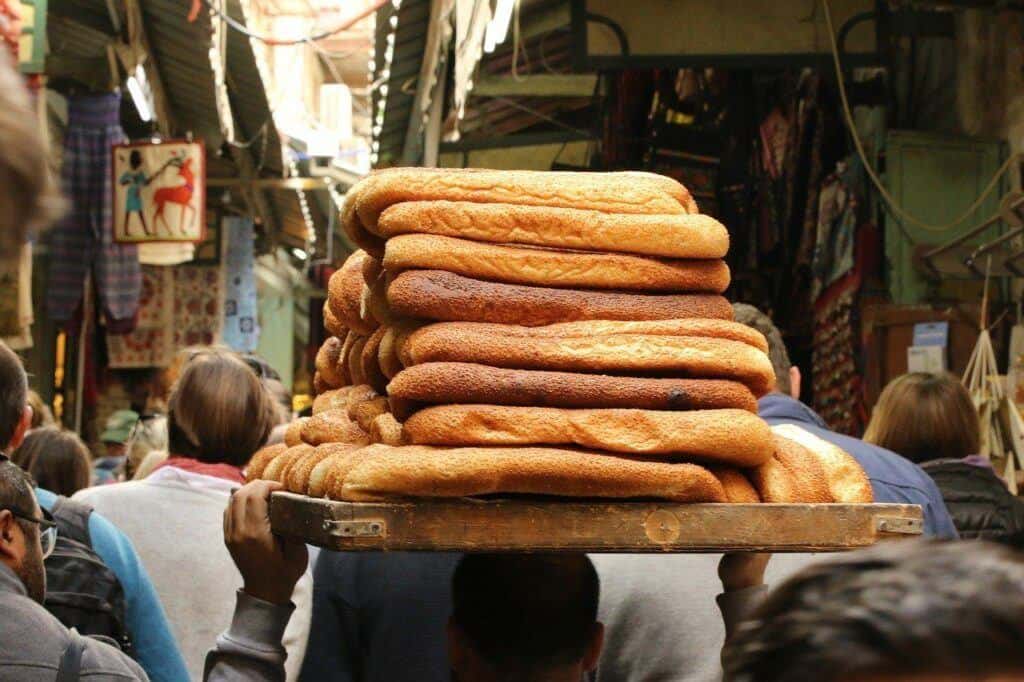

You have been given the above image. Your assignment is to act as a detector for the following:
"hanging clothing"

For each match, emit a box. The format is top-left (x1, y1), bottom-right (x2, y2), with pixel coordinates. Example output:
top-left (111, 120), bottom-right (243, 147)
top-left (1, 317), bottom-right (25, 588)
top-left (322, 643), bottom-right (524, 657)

top-left (47, 94), bottom-right (141, 327)
top-left (221, 216), bottom-right (259, 353)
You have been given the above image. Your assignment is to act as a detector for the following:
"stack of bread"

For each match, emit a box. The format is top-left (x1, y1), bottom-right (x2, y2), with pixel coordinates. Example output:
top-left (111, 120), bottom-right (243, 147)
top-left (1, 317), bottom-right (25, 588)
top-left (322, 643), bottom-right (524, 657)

top-left (254, 168), bottom-right (873, 506)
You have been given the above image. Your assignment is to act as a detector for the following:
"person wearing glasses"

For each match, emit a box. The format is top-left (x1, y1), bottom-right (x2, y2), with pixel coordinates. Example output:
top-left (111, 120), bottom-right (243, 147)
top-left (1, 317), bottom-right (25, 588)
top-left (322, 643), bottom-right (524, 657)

top-left (0, 340), bottom-right (189, 681)
top-left (0, 459), bottom-right (147, 679)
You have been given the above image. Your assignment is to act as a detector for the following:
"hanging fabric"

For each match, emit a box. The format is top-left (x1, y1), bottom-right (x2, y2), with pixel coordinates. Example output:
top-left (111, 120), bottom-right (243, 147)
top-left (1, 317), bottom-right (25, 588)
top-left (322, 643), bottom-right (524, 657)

top-left (173, 265), bottom-right (223, 349)
top-left (47, 94), bottom-right (141, 327)
top-left (106, 266), bottom-right (174, 368)
top-left (221, 215), bottom-right (259, 353)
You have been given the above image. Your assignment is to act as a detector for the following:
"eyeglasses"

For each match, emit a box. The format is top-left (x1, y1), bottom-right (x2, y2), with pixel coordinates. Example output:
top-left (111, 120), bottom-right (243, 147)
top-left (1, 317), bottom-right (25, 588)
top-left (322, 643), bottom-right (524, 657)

top-left (3, 506), bottom-right (58, 559)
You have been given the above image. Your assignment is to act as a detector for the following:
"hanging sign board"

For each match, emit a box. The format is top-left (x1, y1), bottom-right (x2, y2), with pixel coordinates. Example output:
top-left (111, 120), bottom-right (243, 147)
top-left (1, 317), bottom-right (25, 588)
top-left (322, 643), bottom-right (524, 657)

top-left (112, 140), bottom-right (206, 244)
top-left (571, 0), bottom-right (878, 69)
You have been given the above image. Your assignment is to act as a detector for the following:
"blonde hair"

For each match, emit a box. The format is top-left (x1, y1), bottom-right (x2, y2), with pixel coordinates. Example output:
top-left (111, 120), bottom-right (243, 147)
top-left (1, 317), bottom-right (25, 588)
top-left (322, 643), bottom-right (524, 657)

top-left (863, 373), bottom-right (980, 464)
top-left (166, 348), bottom-right (276, 466)
top-left (0, 50), bottom-right (63, 261)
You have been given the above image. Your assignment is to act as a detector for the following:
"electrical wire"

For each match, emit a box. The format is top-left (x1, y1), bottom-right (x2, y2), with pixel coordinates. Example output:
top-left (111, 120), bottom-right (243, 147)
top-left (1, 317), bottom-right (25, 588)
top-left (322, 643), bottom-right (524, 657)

top-left (822, 0), bottom-right (1021, 236)
top-left (200, 0), bottom-right (387, 46)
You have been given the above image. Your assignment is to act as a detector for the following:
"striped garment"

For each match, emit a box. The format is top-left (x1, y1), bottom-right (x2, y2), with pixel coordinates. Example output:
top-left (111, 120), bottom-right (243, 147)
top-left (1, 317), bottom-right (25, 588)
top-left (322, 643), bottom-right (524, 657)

top-left (47, 94), bottom-right (141, 324)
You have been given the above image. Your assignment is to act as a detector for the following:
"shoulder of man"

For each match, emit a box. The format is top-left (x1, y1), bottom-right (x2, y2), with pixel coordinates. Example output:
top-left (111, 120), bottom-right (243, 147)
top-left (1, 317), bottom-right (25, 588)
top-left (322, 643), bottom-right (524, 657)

top-left (0, 582), bottom-right (145, 680)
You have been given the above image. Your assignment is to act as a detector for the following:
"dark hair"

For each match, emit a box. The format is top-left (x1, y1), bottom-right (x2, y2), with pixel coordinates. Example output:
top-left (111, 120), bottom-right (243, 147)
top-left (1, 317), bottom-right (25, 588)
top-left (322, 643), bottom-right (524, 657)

top-left (452, 554), bottom-right (600, 677)
top-left (166, 348), bottom-right (276, 466)
top-left (723, 540), bottom-right (1024, 682)
top-left (732, 303), bottom-right (789, 395)
top-left (11, 428), bottom-right (91, 497)
top-left (0, 459), bottom-right (38, 532)
top-left (0, 341), bottom-right (27, 449)
top-left (863, 372), bottom-right (981, 463)
top-left (129, 150), bottom-right (142, 168)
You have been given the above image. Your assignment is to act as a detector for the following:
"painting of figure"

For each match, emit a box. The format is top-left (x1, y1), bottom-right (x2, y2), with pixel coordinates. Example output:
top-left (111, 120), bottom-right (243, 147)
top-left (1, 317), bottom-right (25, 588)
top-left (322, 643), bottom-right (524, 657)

top-left (113, 141), bottom-right (205, 243)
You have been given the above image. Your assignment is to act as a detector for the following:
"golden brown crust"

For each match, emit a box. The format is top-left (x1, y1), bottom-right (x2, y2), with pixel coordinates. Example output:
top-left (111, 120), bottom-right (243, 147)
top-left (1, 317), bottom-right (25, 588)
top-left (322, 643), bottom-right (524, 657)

top-left (287, 443), bottom-right (360, 494)
top-left (340, 180), bottom-right (386, 257)
top-left (365, 271), bottom-right (397, 327)
top-left (323, 301), bottom-right (347, 338)
top-left (301, 409), bottom-right (372, 446)
top-left (354, 169), bottom-right (695, 234)
top-left (403, 406), bottom-right (773, 467)
top-left (370, 413), bottom-right (407, 446)
top-left (245, 443), bottom-right (288, 482)
top-left (361, 253), bottom-right (383, 287)
top-left (341, 445), bottom-right (727, 503)
top-left (307, 448), bottom-right (367, 498)
top-left (712, 467), bottom-right (762, 503)
top-left (284, 418), bottom-right (309, 447)
top-left (770, 424), bottom-right (873, 503)
top-left (421, 319), bottom-right (767, 353)
top-left (261, 444), bottom-right (313, 484)
top-left (378, 327), bottom-right (405, 379)
top-left (313, 387), bottom-right (353, 415)
top-left (351, 397), bottom-right (390, 432)
top-left (347, 336), bottom-right (368, 386)
top-left (315, 337), bottom-right (347, 389)
top-left (747, 456), bottom-right (798, 503)
top-left (376, 201), bottom-right (726, 258)
top-left (312, 373), bottom-right (328, 396)
top-left (387, 363), bottom-right (758, 416)
top-left (403, 328), bottom-right (776, 396)
top-left (387, 270), bottom-right (733, 326)
top-left (360, 327), bottom-right (389, 393)
top-left (344, 384), bottom-right (380, 413)
top-left (772, 434), bottom-right (834, 503)
top-left (328, 251), bottom-right (379, 335)
top-left (384, 235), bottom-right (729, 293)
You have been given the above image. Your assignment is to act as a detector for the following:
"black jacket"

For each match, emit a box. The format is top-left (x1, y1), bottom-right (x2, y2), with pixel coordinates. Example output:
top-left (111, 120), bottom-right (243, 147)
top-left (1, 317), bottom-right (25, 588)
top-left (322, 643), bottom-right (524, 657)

top-left (922, 459), bottom-right (1024, 547)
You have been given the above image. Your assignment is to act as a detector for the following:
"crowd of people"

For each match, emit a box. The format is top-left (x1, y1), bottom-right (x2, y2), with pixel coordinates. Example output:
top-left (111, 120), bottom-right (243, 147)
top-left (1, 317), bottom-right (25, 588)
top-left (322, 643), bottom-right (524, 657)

top-left (3, 49), bottom-right (1024, 682)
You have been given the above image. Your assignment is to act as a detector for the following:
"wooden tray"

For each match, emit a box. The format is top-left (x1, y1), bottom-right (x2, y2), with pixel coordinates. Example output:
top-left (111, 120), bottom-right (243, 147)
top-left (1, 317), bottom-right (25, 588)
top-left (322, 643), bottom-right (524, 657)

top-left (269, 493), bottom-right (923, 553)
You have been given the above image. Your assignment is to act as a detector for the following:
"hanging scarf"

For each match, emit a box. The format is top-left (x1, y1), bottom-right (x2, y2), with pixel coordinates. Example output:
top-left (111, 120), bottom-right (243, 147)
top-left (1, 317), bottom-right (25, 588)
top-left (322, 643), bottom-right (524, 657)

top-left (155, 456), bottom-right (245, 485)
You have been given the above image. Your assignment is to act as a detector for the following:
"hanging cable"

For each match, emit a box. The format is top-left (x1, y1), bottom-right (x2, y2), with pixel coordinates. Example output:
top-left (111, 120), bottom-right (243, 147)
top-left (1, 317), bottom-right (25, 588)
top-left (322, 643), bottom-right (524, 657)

top-left (199, 0), bottom-right (387, 46)
top-left (822, 0), bottom-right (1021, 236)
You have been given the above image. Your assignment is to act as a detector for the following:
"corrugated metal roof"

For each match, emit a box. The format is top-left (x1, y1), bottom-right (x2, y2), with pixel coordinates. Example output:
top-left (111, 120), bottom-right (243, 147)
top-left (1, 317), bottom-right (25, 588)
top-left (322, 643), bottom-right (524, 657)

top-left (371, 0), bottom-right (588, 168)
top-left (371, 0), bottom-right (428, 165)
top-left (47, 0), bottom-right (310, 245)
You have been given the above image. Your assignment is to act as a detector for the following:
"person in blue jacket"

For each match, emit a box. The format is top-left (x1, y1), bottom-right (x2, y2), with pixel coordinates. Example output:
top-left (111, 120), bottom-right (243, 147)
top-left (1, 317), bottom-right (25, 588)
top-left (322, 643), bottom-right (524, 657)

top-left (732, 303), bottom-right (958, 539)
top-left (0, 340), bottom-right (189, 681)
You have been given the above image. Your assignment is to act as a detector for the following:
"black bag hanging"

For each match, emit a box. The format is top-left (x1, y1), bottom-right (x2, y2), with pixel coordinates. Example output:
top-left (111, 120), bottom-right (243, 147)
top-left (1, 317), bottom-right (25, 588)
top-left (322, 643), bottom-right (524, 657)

top-left (44, 497), bottom-right (133, 657)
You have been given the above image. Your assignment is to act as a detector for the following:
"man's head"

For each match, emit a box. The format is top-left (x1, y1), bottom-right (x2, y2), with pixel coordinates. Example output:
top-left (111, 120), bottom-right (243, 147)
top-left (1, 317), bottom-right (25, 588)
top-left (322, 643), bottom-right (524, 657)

top-left (723, 540), bottom-right (1024, 682)
top-left (732, 303), bottom-right (799, 399)
top-left (449, 554), bottom-right (603, 682)
top-left (0, 341), bottom-right (31, 453)
top-left (100, 409), bottom-right (139, 457)
top-left (0, 461), bottom-right (47, 603)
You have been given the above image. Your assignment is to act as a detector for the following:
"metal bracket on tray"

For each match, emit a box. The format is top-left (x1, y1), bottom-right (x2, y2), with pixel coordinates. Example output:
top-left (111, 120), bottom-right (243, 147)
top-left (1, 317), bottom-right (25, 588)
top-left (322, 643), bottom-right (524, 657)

top-left (322, 519), bottom-right (387, 538)
top-left (875, 516), bottom-right (923, 535)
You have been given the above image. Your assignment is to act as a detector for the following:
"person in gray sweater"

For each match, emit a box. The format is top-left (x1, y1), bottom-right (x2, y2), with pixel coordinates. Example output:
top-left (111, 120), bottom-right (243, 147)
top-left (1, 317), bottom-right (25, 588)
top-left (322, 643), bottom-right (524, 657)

top-left (0, 459), bottom-right (148, 680)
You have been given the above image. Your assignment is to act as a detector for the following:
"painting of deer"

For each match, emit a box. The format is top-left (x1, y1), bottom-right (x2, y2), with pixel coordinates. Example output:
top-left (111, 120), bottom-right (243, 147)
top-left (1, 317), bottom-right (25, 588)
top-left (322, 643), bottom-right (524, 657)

top-left (153, 156), bottom-right (196, 236)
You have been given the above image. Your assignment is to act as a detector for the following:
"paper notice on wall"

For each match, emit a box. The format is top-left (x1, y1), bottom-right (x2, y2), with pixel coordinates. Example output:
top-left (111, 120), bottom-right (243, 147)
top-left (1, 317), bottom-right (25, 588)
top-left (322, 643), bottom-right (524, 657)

top-left (907, 345), bottom-right (946, 374)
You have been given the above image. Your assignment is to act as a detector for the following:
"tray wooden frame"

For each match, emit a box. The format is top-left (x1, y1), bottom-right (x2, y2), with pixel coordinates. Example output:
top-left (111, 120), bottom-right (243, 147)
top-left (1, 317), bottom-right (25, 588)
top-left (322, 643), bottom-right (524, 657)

top-left (270, 493), bottom-right (923, 553)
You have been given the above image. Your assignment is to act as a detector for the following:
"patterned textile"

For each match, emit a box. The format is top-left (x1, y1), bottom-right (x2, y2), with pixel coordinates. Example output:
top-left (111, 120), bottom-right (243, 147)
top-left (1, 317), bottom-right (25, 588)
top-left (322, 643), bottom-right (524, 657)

top-left (812, 286), bottom-right (863, 436)
top-left (173, 265), bottom-right (223, 348)
top-left (811, 159), bottom-right (860, 300)
top-left (106, 266), bottom-right (173, 368)
top-left (137, 242), bottom-right (195, 266)
top-left (47, 94), bottom-right (141, 325)
top-left (221, 216), bottom-right (259, 352)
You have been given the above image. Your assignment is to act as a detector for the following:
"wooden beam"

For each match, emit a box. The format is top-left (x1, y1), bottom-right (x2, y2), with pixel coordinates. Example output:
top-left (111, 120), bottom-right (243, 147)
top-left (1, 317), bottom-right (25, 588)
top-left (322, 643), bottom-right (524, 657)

top-left (473, 73), bottom-right (599, 98)
top-left (207, 177), bottom-right (334, 190)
